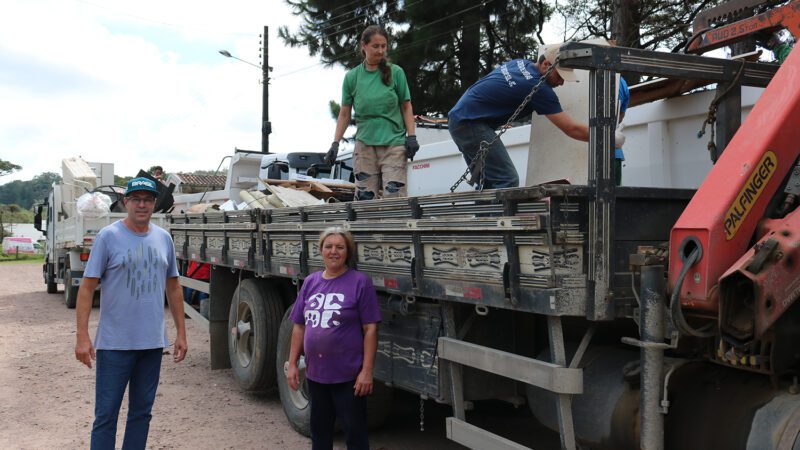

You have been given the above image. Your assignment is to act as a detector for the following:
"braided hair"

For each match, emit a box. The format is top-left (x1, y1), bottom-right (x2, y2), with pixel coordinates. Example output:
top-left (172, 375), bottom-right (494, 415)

top-left (361, 25), bottom-right (391, 86)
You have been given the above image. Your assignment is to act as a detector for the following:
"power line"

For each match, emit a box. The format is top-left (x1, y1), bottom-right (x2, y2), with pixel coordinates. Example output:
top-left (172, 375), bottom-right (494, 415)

top-left (324, 0), bottom-right (462, 44)
top-left (274, 0), bottom-right (500, 79)
top-left (310, 0), bottom-right (425, 37)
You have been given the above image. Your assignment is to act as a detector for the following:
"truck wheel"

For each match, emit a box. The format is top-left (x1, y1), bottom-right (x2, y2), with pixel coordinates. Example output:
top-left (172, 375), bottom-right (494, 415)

top-left (366, 380), bottom-right (394, 430)
top-left (46, 263), bottom-right (57, 294)
top-left (227, 279), bottom-right (282, 392)
top-left (64, 270), bottom-right (78, 309)
top-left (276, 305), bottom-right (394, 436)
top-left (277, 306), bottom-right (311, 436)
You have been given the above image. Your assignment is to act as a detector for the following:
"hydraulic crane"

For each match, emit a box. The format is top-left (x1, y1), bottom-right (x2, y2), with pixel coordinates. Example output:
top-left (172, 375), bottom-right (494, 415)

top-left (669, 0), bottom-right (800, 356)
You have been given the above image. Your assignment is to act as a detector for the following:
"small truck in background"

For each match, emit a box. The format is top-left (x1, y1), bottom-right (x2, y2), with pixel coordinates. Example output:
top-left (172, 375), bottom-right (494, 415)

top-left (35, 157), bottom-right (167, 307)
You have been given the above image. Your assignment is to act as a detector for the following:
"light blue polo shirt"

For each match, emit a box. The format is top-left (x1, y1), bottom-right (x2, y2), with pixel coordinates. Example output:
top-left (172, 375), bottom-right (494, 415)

top-left (84, 220), bottom-right (178, 350)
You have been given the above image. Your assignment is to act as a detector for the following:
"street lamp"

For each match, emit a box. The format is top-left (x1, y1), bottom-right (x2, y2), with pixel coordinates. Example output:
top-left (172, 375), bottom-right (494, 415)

top-left (219, 26), bottom-right (272, 154)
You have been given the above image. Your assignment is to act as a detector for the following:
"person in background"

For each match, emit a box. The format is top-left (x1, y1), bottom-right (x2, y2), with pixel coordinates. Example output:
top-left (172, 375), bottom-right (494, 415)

top-left (325, 25), bottom-right (419, 201)
top-left (183, 261), bottom-right (210, 312)
top-left (615, 76), bottom-right (630, 186)
top-left (74, 176), bottom-right (187, 450)
top-left (149, 166), bottom-right (164, 181)
top-left (286, 227), bottom-right (381, 450)
top-left (448, 42), bottom-right (625, 189)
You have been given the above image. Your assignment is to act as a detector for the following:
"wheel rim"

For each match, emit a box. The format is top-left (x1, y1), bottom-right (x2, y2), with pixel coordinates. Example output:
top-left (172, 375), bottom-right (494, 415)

top-left (283, 357), bottom-right (310, 410)
top-left (233, 300), bottom-right (254, 368)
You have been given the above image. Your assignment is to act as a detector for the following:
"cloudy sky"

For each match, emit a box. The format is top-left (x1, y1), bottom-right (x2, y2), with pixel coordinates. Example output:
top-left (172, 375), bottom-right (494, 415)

top-left (0, 0), bottom-right (348, 182)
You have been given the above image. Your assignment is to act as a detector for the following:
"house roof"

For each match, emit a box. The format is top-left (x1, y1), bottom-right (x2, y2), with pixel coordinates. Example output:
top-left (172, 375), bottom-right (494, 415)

top-left (174, 173), bottom-right (227, 187)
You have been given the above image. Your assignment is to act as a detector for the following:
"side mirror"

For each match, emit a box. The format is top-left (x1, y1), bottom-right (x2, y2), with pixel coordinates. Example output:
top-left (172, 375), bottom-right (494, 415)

top-left (33, 205), bottom-right (43, 232)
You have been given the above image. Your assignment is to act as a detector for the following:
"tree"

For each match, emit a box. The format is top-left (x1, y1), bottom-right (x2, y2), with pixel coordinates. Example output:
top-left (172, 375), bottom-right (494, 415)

top-left (279, 0), bottom-right (553, 114)
top-left (557, 0), bottom-right (722, 54)
top-left (0, 172), bottom-right (61, 209)
top-left (114, 175), bottom-right (134, 187)
top-left (0, 159), bottom-right (21, 177)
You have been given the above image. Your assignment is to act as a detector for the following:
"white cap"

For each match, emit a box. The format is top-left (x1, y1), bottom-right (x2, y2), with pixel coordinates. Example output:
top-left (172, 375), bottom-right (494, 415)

top-left (542, 43), bottom-right (578, 82)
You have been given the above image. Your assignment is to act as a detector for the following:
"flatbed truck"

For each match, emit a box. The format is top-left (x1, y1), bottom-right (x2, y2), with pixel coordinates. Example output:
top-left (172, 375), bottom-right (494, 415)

top-left (168, 41), bottom-right (800, 449)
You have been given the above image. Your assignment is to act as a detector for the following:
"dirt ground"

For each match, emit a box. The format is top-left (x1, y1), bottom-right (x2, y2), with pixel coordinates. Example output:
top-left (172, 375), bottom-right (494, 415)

top-left (0, 262), bottom-right (553, 449)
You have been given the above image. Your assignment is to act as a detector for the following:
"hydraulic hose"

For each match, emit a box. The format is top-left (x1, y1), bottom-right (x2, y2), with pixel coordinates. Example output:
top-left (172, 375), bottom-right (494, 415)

top-left (670, 246), bottom-right (716, 338)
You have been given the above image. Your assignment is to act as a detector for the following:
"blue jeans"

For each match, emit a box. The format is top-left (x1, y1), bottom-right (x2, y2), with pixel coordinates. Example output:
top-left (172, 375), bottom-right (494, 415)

top-left (449, 120), bottom-right (519, 189)
top-left (92, 349), bottom-right (163, 450)
top-left (183, 287), bottom-right (208, 305)
top-left (308, 379), bottom-right (369, 450)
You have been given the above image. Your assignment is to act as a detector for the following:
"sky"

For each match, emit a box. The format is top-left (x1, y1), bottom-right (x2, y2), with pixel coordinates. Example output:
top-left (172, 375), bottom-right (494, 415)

top-left (0, 0), bottom-right (348, 182)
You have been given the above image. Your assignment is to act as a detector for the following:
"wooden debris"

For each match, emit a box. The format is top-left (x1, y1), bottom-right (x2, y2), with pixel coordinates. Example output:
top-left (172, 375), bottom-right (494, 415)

top-left (260, 178), bottom-right (354, 202)
top-left (265, 185), bottom-right (325, 207)
top-left (185, 203), bottom-right (218, 213)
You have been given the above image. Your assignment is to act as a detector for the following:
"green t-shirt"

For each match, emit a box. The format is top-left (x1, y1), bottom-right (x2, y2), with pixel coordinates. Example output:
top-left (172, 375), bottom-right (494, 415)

top-left (774, 43), bottom-right (792, 64)
top-left (342, 63), bottom-right (411, 146)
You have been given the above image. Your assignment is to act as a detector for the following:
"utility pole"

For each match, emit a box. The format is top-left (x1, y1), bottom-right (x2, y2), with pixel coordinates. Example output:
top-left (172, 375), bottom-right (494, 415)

top-left (261, 26), bottom-right (271, 154)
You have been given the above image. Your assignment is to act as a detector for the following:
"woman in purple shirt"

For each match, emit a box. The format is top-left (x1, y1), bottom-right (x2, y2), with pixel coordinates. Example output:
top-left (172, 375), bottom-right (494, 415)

top-left (287, 227), bottom-right (381, 450)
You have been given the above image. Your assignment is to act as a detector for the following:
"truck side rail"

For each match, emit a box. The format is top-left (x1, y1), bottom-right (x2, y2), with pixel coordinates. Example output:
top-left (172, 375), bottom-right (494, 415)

top-left (168, 185), bottom-right (691, 319)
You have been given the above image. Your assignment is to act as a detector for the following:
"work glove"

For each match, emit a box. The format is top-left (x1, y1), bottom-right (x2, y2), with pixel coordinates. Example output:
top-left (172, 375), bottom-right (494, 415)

top-left (324, 141), bottom-right (339, 166)
top-left (614, 128), bottom-right (626, 148)
top-left (405, 135), bottom-right (420, 161)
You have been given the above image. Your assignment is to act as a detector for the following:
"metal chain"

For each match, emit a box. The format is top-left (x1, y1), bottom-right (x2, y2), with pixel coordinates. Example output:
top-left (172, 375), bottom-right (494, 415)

top-left (697, 60), bottom-right (746, 163)
top-left (450, 61), bottom-right (558, 192)
top-left (419, 396), bottom-right (425, 431)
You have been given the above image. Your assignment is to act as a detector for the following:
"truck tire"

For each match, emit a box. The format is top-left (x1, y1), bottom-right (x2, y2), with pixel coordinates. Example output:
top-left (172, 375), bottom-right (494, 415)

top-left (276, 305), bottom-right (393, 437)
top-left (46, 263), bottom-right (57, 294)
top-left (227, 279), bottom-right (282, 392)
top-left (366, 379), bottom-right (394, 430)
top-left (64, 270), bottom-right (78, 309)
top-left (277, 306), bottom-right (311, 436)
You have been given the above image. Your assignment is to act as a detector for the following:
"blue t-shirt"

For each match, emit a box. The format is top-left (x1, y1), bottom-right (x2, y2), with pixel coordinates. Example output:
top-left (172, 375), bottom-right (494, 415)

top-left (448, 59), bottom-right (563, 129)
top-left (290, 269), bottom-right (381, 384)
top-left (616, 77), bottom-right (630, 160)
top-left (84, 220), bottom-right (178, 350)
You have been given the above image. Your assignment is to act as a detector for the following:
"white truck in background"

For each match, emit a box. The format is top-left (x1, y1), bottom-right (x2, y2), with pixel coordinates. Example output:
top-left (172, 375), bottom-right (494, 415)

top-left (35, 157), bottom-right (166, 307)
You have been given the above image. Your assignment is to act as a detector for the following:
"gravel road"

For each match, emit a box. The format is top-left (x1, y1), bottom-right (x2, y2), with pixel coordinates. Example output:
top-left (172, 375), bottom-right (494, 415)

top-left (1, 262), bottom-right (554, 449)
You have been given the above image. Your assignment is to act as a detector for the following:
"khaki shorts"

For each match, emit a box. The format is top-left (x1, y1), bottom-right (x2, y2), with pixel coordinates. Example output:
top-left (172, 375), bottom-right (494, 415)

top-left (353, 141), bottom-right (407, 200)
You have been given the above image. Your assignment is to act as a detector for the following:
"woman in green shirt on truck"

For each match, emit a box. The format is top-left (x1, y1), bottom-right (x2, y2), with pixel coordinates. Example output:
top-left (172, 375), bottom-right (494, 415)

top-left (325, 25), bottom-right (418, 200)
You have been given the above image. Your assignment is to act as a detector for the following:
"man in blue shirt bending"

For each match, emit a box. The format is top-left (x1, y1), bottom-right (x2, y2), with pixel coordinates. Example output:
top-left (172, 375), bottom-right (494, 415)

top-left (75, 177), bottom-right (187, 450)
top-left (449, 42), bottom-right (624, 189)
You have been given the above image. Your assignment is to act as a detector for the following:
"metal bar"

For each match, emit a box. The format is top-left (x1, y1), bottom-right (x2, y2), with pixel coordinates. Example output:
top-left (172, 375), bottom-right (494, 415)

top-left (587, 68), bottom-right (616, 321)
top-left (639, 265), bottom-right (666, 450)
top-left (182, 300), bottom-right (209, 332)
top-left (442, 303), bottom-right (466, 420)
top-left (548, 316), bottom-right (577, 450)
top-left (446, 417), bottom-right (531, 450)
top-left (438, 337), bottom-right (583, 394)
top-left (569, 325), bottom-right (596, 369)
top-left (178, 276), bottom-right (209, 294)
top-left (559, 42), bottom-right (778, 87)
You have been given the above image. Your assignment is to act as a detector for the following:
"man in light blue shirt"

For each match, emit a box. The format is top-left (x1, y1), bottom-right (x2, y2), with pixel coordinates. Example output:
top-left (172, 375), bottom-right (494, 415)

top-left (75, 176), bottom-right (187, 450)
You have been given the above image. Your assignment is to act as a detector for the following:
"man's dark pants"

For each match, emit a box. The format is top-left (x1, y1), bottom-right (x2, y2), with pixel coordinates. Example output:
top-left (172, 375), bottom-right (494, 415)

top-left (308, 379), bottom-right (369, 450)
top-left (450, 120), bottom-right (520, 189)
top-left (91, 348), bottom-right (163, 450)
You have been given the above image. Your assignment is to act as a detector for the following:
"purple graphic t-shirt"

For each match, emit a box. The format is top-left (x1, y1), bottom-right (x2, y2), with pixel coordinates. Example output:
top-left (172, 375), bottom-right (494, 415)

top-left (290, 269), bottom-right (381, 384)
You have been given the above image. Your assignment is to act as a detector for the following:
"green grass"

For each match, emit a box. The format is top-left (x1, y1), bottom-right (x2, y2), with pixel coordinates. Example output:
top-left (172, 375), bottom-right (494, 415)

top-left (0, 254), bottom-right (44, 264)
